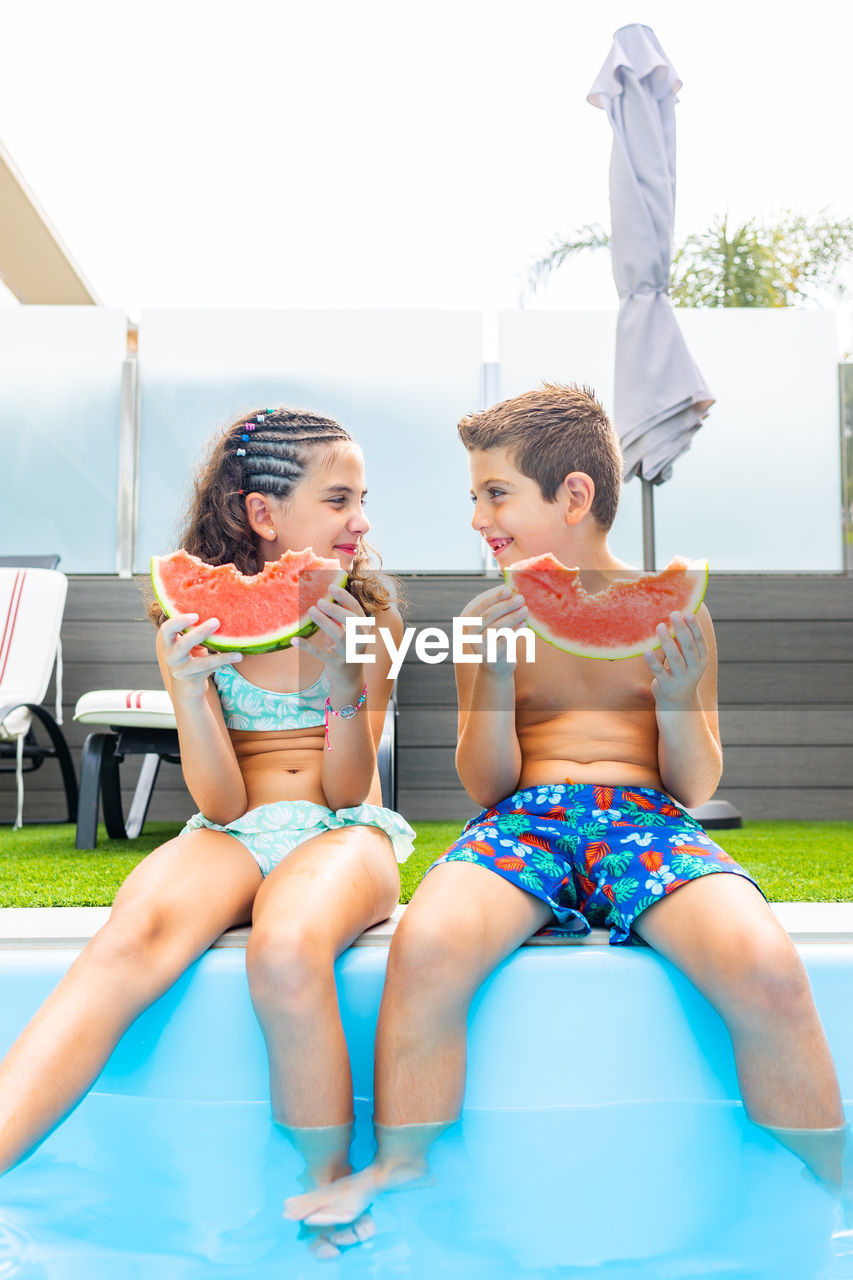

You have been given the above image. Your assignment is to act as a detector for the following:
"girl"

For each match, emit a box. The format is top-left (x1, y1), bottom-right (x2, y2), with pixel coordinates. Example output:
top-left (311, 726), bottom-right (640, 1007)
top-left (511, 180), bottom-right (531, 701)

top-left (0, 408), bottom-right (413, 1233)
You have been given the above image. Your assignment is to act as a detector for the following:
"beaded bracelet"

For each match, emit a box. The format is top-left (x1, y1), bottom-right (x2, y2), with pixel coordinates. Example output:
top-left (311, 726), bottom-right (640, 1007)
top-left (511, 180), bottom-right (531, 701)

top-left (324, 685), bottom-right (367, 751)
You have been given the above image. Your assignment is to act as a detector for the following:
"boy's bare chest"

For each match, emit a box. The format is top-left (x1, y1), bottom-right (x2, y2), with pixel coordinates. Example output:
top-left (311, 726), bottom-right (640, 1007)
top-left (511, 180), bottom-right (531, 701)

top-left (513, 646), bottom-right (655, 721)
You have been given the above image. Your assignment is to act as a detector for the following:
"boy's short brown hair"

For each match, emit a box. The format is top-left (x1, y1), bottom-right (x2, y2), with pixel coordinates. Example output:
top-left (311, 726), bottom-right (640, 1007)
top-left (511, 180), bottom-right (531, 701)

top-left (458, 382), bottom-right (623, 531)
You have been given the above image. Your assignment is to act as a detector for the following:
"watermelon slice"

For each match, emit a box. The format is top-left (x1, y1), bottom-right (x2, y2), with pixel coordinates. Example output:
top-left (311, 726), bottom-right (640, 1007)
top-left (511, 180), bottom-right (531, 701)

top-left (504, 554), bottom-right (708, 661)
top-left (150, 548), bottom-right (347, 653)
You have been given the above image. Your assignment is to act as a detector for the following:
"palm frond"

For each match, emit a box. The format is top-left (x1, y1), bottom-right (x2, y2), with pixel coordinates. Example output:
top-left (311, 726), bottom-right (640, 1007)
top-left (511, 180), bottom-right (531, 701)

top-left (525, 209), bottom-right (853, 308)
top-left (526, 224), bottom-right (611, 295)
top-left (671, 209), bottom-right (853, 307)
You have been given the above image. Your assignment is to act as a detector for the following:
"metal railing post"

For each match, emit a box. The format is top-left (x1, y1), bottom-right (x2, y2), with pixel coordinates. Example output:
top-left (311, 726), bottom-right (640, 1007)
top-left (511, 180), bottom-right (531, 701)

top-left (839, 363), bottom-right (851, 574)
top-left (479, 356), bottom-right (501, 574)
top-left (115, 340), bottom-right (140, 577)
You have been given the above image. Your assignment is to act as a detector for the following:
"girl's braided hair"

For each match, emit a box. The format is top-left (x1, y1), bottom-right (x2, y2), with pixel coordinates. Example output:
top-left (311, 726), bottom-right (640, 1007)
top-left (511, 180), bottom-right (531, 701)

top-left (147, 406), bottom-right (395, 625)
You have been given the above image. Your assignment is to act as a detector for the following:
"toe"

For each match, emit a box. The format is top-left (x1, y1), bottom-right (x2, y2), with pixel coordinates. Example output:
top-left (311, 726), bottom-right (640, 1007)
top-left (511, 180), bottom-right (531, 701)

top-left (327, 1212), bottom-right (375, 1248)
top-left (328, 1225), bottom-right (359, 1246)
top-left (353, 1214), bottom-right (376, 1242)
top-left (310, 1238), bottom-right (341, 1262)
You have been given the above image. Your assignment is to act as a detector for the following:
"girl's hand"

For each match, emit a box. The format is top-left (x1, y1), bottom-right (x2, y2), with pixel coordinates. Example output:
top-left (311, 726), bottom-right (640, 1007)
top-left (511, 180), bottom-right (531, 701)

top-left (644, 611), bottom-right (707, 709)
top-left (460, 584), bottom-right (528, 678)
top-left (160, 613), bottom-right (240, 703)
top-left (292, 584), bottom-right (366, 701)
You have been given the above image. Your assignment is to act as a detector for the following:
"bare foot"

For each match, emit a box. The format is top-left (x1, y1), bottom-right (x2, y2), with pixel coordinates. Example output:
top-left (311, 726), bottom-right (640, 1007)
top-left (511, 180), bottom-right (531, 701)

top-left (285, 1155), bottom-right (431, 1228)
top-left (297, 1210), bottom-right (375, 1261)
top-left (285, 1167), bottom-right (381, 1227)
top-left (279, 1122), bottom-right (377, 1258)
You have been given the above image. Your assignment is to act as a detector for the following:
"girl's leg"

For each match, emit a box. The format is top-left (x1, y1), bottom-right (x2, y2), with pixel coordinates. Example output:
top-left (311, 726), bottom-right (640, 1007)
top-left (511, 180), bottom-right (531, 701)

top-left (245, 824), bottom-right (400, 1143)
top-left (632, 872), bottom-right (847, 1182)
top-left (247, 824), bottom-right (400, 1258)
top-left (284, 860), bottom-right (552, 1226)
top-left (0, 828), bottom-right (261, 1173)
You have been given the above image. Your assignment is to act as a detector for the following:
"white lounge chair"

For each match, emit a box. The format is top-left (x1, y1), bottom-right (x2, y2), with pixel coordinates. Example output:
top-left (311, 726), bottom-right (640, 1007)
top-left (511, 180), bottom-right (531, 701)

top-left (73, 689), bottom-right (180, 850)
top-left (0, 567), bottom-right (78, 828)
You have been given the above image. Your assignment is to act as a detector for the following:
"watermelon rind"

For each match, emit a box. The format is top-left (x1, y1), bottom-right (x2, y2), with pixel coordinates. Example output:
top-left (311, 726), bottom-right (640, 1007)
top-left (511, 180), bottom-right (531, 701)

top-left (151, 550), bottom-right (348, 654)
top-left (197, 617), bottom-right (322, 656)
top-left (503, 555), bottom-right (708, 661)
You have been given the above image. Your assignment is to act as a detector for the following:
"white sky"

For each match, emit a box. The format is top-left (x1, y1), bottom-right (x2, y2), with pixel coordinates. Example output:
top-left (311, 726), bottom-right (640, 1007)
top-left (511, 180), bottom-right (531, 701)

top-left (1, 0), bottom-right (852, 320)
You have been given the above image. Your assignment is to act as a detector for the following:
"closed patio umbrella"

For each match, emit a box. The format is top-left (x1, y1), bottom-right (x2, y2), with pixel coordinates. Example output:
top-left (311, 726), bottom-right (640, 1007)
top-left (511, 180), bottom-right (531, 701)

top-left (588, 24), bottom-right (714, 569)
top-left (588, 30), bottom-right (740, 829)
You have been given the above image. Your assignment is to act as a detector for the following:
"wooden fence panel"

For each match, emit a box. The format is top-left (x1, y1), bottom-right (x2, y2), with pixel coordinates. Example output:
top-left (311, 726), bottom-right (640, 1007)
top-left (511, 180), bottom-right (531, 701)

top-left (1, 574), bottom-right (851, 828)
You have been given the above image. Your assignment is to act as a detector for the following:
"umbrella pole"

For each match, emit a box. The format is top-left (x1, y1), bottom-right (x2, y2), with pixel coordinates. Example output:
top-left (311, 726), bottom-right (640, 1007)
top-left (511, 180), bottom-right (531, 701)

top-left (641, 475), bottom-right (742, 830)
top-left (641, 479), bottom-right (656, 571)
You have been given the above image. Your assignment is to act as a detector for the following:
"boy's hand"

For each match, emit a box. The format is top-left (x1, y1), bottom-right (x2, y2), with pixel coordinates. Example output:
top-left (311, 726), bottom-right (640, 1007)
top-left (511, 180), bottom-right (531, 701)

top-left (292, 583), bottom-right (366, 703)
top-left (160, 614), bottom-right (240, 704)
top-left (643, 611), bottom-right (707, 709)
top-left (460, 585), bottom-right (528, 677)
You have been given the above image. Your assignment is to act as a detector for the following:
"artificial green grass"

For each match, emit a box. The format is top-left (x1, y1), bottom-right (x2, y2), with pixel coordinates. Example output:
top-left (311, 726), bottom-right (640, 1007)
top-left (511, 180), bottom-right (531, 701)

top-left (0, 823), bottom-right (182, 907)
top-left (714, 823), bottom-right (853, 903)
top-left (0, 821), bottom-right (851, 908)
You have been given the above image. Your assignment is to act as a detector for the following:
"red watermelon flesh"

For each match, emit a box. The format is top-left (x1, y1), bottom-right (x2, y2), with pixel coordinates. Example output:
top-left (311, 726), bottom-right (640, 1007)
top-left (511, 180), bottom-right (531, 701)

top-left (504, 554), bottom-right (708, 660)
top-left (151, 548), bottom-right (347, 653)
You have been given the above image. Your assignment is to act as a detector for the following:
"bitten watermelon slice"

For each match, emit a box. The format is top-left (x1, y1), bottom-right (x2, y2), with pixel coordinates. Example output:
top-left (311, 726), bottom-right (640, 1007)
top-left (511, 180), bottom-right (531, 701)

top-left (151, 548), bottom-right (347, 653)
top-left (504, 554), bottom-right (708, 661)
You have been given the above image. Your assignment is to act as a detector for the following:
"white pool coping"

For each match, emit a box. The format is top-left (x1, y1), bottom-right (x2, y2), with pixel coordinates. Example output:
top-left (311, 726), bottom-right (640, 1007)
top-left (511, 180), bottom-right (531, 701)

top-left (0, 902), bottom-right (850, 950)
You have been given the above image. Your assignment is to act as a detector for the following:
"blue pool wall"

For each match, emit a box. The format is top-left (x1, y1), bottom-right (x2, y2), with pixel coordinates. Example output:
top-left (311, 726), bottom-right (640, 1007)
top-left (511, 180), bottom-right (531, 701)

top-left (1, 945), bottom-right (851, 1109)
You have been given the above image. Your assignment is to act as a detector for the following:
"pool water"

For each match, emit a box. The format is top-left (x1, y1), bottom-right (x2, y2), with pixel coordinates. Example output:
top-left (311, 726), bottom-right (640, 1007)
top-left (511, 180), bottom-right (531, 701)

top-left (0, 1094), bottom-right (850, 1279)
top-left (1, 943), bottom-right (852, 1279)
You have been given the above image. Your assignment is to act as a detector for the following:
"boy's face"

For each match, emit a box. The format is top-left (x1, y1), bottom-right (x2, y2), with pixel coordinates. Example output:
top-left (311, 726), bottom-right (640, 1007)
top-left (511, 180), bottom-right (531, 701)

top-left (468, 446), bottom-right (573, 567)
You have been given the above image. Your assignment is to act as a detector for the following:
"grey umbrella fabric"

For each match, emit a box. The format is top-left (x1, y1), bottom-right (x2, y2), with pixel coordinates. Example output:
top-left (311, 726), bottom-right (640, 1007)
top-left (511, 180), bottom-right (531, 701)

top-left (588, 24), bottom-right (713, 486)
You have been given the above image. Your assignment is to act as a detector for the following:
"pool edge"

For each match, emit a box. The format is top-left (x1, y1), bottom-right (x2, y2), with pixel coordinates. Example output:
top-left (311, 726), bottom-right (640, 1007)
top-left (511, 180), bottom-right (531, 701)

top-left (0, 901), bottom-right (851, 949)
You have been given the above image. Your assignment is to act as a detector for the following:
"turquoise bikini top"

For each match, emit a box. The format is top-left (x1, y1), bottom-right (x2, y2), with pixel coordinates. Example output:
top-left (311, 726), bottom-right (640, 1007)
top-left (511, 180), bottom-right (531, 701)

top-left (212, 663), bottom-right (331, 732)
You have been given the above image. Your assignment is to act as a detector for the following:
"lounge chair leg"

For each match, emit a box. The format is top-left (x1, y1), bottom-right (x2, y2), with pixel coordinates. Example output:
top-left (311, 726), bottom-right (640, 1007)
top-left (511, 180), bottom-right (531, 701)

top-left (76, 733), bottom-right (109, 850)
top-left (24, 704), bottom-right (79, 823)
top-left (125, 753), bottom-right (161, 839)
top-left (100, 738), bottom-right (127, 841)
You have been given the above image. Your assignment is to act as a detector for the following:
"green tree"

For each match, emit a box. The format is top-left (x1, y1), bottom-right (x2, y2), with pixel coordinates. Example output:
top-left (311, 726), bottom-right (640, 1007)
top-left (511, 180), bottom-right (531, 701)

top-left (527, 210), bottom-right (853, 308)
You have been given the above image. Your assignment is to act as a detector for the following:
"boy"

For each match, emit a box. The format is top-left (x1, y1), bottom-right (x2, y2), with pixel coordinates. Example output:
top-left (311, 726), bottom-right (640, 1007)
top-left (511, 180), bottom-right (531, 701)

top-left (287, 383), bottom-right (846, 1235)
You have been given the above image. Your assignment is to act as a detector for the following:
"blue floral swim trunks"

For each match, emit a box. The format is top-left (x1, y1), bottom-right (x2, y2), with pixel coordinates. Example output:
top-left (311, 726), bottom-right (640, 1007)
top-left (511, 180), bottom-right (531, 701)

top-left (428, 783), bottom-right (762, 946)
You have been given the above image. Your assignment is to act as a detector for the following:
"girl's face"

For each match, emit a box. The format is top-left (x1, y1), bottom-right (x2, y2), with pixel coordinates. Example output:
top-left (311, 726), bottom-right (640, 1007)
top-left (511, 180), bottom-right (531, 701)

top-left (263, 442), bottom-right (370, 569)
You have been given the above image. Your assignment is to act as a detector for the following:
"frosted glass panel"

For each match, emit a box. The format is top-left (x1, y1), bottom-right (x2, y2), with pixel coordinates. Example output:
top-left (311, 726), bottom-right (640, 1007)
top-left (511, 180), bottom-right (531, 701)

top-left (0, 308), bottom-right (126, 572)
top-left (497, 310), bottom-right (842, 571)
top-left (496, 311), bottom-right (642, 567)
top-left (136, 311), bottom-right (484, 572)
top-left (653, 310), bottom-right (842, 571)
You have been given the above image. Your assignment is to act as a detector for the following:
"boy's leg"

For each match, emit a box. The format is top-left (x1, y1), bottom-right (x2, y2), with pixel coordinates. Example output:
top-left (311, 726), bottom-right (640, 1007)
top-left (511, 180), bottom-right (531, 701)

top-left (0, 829), bottom-right (262, 1174)
top-left (374, 861), bottom-right (552, 1125)
top-left (632, 871), bottom-right (846, 1182)
top-left (284, 860), bottom-right (552, 1227)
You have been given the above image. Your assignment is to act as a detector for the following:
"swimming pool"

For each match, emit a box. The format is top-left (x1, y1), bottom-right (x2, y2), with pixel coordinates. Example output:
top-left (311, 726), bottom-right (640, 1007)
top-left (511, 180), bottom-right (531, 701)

top-left (0, 922), bottom-right (851, 1278)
